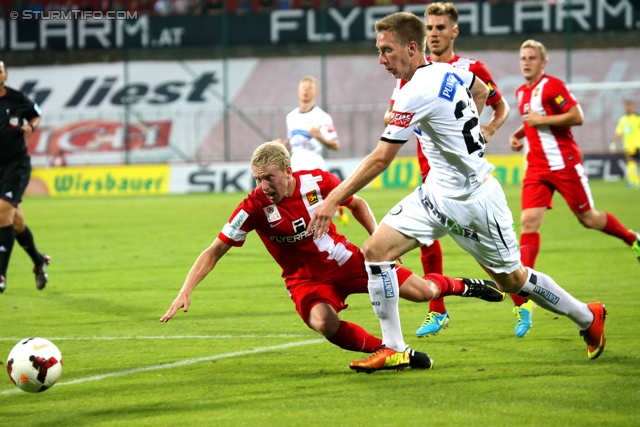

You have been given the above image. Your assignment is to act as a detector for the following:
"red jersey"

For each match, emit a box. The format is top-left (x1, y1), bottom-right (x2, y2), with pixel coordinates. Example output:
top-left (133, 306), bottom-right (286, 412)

top-left (217, 170), bottom-right (356, 282)
top-left (515, 74), bottom-right (581, 171)
top-left (390, 55), bottom-right (503, 179)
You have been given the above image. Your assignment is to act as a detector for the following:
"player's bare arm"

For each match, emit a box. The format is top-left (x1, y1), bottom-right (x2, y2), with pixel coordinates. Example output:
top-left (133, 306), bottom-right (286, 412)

top-left (509, 124), bottom-right (526, 151)
top-left (524, 104), bottom-right (584, 128)
top-left (309, 126), bottom-right (340, 150)
top-left (469, 78), bottom-right (489, 116)
top-left (308, 141), bottom-right (402, 238)
top-left (159, 238), bottom-right (231, 322)
top-left (383, 106), bottom-right (393, 126)
top-left (481, 97), bottom-right (510, 143)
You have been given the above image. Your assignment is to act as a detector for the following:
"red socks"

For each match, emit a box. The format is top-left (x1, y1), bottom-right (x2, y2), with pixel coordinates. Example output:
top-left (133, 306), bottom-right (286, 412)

top-left (519, 232), bottom-right (540, 269)
top-left (420, 242), bottom-right (446, 313)
top-left (423, 273), bottom-right (465, 297)
top-left (420, 241), bottom-right (443, 276)
top-left (602, 212), bottom-right (636, 245)
top-left (326, 321), bottom-right (382, 353)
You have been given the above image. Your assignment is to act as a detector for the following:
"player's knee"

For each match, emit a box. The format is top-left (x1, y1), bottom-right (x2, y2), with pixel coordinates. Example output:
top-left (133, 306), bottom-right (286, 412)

top-left (308, 312), bottom-right (339, 337)
top-left (362, 238), bottom-right (389, 262)
top-left (576, 209), bottom-right (603, 230)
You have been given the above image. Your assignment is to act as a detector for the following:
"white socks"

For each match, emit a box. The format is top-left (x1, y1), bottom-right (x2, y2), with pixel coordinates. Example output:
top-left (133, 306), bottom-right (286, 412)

top-left (365, 261), bottom-right (406, 352)
top-left (519, 267), bottom-right (593, 329)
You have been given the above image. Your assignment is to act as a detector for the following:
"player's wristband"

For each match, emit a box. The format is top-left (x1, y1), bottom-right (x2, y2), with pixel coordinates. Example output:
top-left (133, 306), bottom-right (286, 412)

top-left (29, 123), bottom-right (37, 132)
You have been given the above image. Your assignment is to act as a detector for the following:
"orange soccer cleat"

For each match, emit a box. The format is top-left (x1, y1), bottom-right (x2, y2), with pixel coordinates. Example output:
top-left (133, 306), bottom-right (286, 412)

top-left (349, 346), bottom-right (410, 373)
top-left (580, 302), bottom-right (608, 360)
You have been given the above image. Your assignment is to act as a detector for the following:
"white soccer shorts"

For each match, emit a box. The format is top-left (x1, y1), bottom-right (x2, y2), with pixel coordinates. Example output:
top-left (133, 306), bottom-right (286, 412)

top-left (381, 175), bottom-right (521, 274)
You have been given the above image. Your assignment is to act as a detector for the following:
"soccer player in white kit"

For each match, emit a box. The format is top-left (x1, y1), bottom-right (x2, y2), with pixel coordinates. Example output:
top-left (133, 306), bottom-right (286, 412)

top-left (309, 12), bottom-right (607, 372)
top-left (284, 76), bottom-right (348, 224)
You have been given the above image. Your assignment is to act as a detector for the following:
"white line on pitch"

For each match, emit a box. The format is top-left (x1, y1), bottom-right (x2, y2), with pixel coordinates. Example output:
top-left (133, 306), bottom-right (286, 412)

top-left (0, 334), bottom-right (314, 342)
top-left (1, 339), bottom-right (324, 396)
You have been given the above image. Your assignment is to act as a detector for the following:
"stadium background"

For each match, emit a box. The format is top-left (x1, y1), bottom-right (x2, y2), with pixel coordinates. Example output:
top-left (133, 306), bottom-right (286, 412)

top-left (3, 0), bottom-right (639, 195)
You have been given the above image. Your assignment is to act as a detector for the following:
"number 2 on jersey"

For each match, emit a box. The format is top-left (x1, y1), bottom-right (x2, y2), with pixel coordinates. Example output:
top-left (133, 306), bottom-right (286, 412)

top-left (454, 97), bottom-right (485, 155)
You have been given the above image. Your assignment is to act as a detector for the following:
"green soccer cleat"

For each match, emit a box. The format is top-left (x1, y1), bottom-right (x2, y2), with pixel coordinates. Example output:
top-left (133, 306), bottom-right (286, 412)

top-left (631, 230), bottom-right (640, 263)
top-left (416, 311), bottom-right (450, 338)
top-left (513, 299), bottom-right (535, 338)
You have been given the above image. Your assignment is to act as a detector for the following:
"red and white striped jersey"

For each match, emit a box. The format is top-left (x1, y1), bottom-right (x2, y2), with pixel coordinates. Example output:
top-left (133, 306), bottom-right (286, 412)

top-left (515, 74), bottom-right (581, 171)
top-left (218, 170), bottom-right (356, 281)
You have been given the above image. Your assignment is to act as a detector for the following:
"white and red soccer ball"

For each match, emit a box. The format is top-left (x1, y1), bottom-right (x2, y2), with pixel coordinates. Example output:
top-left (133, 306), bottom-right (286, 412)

top-left (6, 338), bottom-right (63, 393)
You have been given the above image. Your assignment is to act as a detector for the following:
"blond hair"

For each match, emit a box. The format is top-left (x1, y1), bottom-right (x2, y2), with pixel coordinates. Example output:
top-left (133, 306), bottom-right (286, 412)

top-left (425, 2), bottom-right (459, 26)
top-left (375, 12), bottom-right (426, 56)
top-left (299, 75), bottom-right (318, 89)
top-left (520, 39), bottom-right (548, 61)
top-left (251, 141), bottom-right (291, 171)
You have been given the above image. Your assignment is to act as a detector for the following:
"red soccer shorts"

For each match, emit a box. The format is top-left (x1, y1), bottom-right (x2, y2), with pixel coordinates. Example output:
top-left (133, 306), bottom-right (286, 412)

top-left (522, 163), bottom-right (594, 214)
top-left (286, 251), bottom-right (412, 325)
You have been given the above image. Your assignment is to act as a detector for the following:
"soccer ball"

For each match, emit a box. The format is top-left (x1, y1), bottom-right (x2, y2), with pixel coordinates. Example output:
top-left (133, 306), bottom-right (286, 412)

top-left (6, 338), bottom-right (63, 393)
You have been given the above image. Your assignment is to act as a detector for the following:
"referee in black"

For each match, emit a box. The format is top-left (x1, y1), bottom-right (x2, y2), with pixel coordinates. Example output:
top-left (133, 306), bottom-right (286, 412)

top-left (0, 60), bottom-right (47, 293)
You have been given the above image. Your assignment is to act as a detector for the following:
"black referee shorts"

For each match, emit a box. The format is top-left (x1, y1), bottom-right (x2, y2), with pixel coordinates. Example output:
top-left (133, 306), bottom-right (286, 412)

top-left (0, 156), bottom-right (32, 206)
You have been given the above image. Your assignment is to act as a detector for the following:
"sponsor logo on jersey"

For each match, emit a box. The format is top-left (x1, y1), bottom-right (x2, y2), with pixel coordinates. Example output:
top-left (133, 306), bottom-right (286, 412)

top-left (306, 190), bottom-right (319, 206)
top-left (389, 111), bottom-right (415, 128)
top-left (438, 71), bottom-right (465, 102)
top-left (554, 95), bottom-right (567, 107)
top-left (269, 217), bottom-right (311, 243)
top-left (264, 204), bottom-right (282, 223)
top-left (227, 209), bottom-right (249, 238)
top-left (290, 129), bottom-right (310, 138)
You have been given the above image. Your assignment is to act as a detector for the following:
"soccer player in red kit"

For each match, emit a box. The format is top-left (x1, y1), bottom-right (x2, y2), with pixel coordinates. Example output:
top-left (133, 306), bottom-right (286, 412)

top-left (510, 39), bottom-right (640, 277)
top-left (160, 141), bottom-right (505, 372)
top-left (386, 3), bottom-right (527, 338)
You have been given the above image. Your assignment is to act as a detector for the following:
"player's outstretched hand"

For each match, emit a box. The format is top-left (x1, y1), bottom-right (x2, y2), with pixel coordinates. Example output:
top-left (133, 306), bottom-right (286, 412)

top-left (159, 293), bottom-right (191, 322)
top-left (308, 201), bottom-right (337, 239)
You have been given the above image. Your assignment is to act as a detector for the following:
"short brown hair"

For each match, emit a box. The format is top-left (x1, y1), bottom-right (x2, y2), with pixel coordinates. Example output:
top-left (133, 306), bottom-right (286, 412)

top-left (520, 39), bottom-right (548, 61)
top-left (425, 2), bottom-right (459, 26)
top-left (375, 12), bottom-right (426, 56)
top-left (251, 141), bottom-right (291, 171)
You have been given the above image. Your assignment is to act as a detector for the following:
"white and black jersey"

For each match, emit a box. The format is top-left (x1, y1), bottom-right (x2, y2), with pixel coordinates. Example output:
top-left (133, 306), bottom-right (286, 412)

top-left (382, 62), bottom-right (493, 198)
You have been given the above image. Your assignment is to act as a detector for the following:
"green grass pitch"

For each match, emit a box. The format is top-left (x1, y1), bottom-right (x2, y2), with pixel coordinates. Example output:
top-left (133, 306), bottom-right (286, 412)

top-left (1, 181), bottom-right (639, 426)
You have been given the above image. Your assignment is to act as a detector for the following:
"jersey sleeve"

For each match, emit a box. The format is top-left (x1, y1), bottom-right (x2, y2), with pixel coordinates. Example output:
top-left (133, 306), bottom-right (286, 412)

top-left (18, 92), bottom-right (41, 121)
top-left (469, 60), bottom-right (503, 106)
top-left (389, 79), bottom-right (402, 107)
top-left (320, 113), bottom-right (338, 141)
top-left (454, 68), bottom-right (476, 90)
top-left (320, 170), bottom-right (353, 206)
top-left (546, 78), bottom-right (579, 114)
top-left (218, 199), bottom-right (255, 247)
